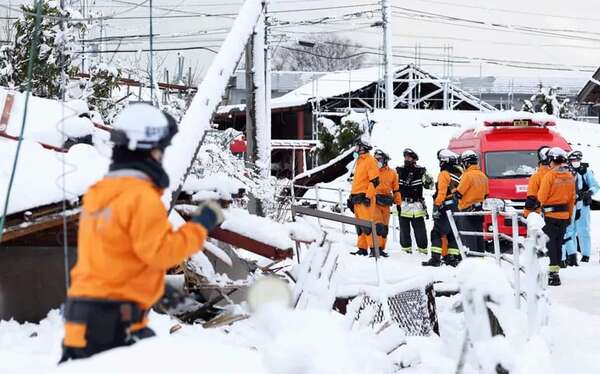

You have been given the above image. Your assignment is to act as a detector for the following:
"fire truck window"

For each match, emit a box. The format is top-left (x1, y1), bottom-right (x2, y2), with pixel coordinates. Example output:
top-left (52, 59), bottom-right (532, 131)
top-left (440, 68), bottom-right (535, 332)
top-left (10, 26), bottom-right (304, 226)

top-left (484, 151), bottom-right (538, 179)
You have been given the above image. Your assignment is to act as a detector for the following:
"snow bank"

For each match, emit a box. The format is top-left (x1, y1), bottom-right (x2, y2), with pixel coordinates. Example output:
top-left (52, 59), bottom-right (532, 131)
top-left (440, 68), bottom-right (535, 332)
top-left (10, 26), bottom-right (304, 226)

top-left (0, 139), bottom-right (109, 215)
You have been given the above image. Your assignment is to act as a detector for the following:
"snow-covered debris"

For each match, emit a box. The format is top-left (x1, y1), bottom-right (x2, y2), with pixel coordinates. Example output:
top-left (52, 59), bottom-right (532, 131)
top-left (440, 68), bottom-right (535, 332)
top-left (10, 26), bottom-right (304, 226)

top-left (221, 208), bottom-right (295, 250)
top-left (183, 173), bottom-right (246, 201)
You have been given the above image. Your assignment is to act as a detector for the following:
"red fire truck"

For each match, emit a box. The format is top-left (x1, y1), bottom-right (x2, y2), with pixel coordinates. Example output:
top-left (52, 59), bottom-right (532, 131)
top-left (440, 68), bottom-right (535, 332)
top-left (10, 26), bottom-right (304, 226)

top-left (448, 115), bottom-right (570, 242)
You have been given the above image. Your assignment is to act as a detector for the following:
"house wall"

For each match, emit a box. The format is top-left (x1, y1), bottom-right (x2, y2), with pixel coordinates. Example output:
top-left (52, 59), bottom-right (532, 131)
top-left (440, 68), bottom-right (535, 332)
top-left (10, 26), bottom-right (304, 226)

top-left (0, 246), bottom-right (76, 323)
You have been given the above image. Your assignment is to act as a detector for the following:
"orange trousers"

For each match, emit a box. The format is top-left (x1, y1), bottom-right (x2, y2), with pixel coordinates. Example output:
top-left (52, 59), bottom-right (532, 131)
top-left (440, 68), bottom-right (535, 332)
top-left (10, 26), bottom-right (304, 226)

top-left (372, 204), bottom-right (391, 250)
top-left (354, 202), bottom-right (377, 250)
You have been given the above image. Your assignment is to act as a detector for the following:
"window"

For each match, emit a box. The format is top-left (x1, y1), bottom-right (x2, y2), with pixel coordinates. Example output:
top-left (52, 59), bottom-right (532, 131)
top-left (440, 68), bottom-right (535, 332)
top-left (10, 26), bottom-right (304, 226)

top-left (484, 151), bottom-right (538, 179)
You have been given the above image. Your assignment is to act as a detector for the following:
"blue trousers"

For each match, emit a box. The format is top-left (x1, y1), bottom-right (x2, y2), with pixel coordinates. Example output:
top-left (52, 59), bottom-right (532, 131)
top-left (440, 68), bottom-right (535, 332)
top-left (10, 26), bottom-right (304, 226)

top-left (576, 205), bottom-right (592, 257)
top-left (562, 214), bottom-right (577, 260)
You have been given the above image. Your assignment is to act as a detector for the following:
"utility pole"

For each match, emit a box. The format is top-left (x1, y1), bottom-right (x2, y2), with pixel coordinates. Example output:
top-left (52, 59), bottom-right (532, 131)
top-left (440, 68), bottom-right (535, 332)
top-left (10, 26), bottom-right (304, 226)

top-left (245, 1), bottom-right (268, 216)
top-left (149, 0), bottom-right (155, 105)
top-left (383, 0), bottom-right (394, 109)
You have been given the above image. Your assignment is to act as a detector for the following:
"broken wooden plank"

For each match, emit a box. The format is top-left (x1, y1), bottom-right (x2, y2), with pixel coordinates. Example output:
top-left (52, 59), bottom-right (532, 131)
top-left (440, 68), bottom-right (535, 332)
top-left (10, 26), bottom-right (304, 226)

top-left (209, 227), bottom-right (293, 260)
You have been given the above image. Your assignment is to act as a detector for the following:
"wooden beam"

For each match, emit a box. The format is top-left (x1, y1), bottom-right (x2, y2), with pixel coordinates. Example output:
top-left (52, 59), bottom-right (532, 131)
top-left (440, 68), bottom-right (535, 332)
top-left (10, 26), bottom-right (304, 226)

top-left (1, 211), bottom-right (80, 243)
top-left (209, 227), bottom-right (293, 260)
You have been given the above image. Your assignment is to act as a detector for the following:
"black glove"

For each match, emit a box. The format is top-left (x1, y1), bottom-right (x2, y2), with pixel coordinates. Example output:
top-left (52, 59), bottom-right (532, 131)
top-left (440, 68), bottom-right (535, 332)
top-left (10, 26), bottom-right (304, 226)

top-left (432, 205), bottom-right (441, 220)
top-left (347, 198), bottom-right (355, 213)
top-left (191, 200), bottom-right (225, 231)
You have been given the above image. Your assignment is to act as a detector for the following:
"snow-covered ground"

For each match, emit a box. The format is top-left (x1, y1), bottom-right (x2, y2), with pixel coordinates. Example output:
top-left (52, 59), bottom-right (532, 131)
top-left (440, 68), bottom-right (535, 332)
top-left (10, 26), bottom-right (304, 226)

top-left (2, 212), bottom-right (599, 373)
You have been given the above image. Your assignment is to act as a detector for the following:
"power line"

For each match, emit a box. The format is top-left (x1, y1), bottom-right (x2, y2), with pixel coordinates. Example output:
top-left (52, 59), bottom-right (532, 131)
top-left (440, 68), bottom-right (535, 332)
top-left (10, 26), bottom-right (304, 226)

top-left (405, 0), bottom-right (600, 23)
top-left (391, 7), bottom-right (600, 43)
top-left (279, 40), bottom-right (596, 73)
top-left (76, 45), bottom-right (220, 54)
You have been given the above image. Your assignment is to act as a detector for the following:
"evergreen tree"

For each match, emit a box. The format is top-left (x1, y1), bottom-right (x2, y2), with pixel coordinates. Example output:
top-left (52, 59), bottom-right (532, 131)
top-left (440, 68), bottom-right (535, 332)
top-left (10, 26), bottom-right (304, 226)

top-left (87, 63), bottom-right (122, 123)
top-left (4, 0), bottom-right (85, 98)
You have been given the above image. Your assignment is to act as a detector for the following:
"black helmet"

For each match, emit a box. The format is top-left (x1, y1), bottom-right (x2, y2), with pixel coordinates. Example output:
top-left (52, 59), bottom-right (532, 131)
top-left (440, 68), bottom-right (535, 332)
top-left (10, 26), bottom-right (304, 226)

top-left (567, 150), bottom-right (582, 162)
top-left (374, 149), bottom-right (390, 163)
top-left (460, 150), bottom-right (479, 165)
top-left (537, 146), bottom-right (550, 164)
top-left (403, 148), bottom-right (419, 161)
top-left (547, 147), bottom-right (568, 164)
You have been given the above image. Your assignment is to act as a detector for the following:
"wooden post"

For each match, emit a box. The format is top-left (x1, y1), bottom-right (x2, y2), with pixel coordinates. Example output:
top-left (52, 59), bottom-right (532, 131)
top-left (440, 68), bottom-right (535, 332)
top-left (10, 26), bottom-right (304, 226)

top-left (296, 110), bottom-right (304, 174)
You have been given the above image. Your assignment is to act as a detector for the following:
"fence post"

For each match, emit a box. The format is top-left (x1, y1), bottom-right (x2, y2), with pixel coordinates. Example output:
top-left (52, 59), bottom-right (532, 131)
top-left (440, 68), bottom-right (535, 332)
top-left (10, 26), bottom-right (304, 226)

top-left (446, 210), bottom-right (468, 258)
top-left (512, 212), bottom-right (521, 309)
top-left (491, 206), bottom-right (501, 264)
top-left (315, 185), bottom-right (321, 226)
top-left (338, 188), bottom-right (347, 234)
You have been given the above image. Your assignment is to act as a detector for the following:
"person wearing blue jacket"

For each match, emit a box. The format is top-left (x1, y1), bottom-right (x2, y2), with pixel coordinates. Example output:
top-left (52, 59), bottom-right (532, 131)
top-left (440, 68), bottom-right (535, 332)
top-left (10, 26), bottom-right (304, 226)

top-left (564, 150), bottom-right (599, 264)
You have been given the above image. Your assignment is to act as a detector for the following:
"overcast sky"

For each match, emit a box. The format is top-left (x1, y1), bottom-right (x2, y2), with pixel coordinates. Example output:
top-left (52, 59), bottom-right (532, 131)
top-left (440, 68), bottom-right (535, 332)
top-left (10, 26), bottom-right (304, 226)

top-left (5, 0), bottom-right (599, 82)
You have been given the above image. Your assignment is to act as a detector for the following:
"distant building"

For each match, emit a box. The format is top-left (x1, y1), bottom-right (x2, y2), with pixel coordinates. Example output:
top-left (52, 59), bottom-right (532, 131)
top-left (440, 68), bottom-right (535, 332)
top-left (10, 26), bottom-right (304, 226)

top-left (577, 67), bottom-right (600, 123)
top-left (456, 76), bottom-right (588, 112)
top-left (215, 64), bottom-right (494, 177)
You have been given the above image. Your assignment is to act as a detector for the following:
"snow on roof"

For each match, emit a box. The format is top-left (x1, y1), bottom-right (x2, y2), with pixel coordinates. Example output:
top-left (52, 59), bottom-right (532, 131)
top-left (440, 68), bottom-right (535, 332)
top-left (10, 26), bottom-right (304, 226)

top-left (271, 66), bottom-right (383, 108)
top-left (0, 139), bottom-right (108, 215)
top-left (218, 66), bottom-right (385, 113)
top-left (0, 89), bottom-right (111, 215)
top-left (0, 88), bottom-right (99, 148)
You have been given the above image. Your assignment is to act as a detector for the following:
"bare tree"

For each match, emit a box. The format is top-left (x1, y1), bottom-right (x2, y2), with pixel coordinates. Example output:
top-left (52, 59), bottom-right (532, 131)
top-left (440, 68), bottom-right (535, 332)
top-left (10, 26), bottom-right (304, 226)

top-left (273, 35), bottom-right (367, 72)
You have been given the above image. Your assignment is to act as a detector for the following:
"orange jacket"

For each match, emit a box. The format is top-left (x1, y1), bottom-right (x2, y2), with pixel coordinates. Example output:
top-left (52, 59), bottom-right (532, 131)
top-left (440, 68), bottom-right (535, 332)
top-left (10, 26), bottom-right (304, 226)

top-left (538, 165), bottom-right (576, 220)
top-left (434, 168), bottom-right (462, 207)
top-left (376, 166), bottom-right (401, 205)
top-left (524, 165), bottom-right (550, 217)
top-left (351, 153), bottom-right (380, 198)
top-left (456, 165), bottom-right (489, 210)
top-left (68, 173), bottom-right (207, 310)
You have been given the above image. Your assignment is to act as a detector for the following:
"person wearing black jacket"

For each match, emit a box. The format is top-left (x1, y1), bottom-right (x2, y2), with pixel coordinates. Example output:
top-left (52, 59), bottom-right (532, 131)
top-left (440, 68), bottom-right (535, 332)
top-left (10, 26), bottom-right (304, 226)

top-left (396, 148), bottom-right (434, 254)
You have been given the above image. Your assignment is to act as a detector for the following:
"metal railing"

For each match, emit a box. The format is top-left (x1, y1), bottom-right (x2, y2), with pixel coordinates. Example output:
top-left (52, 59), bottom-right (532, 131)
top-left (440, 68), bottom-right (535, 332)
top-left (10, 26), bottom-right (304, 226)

top-left (446, 207), bottom-right (525, 308)
top-left (291, 184), bottom-right (403, 243)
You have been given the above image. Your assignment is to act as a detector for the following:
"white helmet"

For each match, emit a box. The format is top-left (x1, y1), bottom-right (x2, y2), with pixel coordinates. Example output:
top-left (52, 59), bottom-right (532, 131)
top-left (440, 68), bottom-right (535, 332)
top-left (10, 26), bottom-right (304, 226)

top-left (460, 150), bottom-right (479, 165)
top-left (547, 147), bottom-right (568, 164)
top-left (437, 149), bottom-right (458, 164)
top-left (111, 104), bottom-right (177, 151)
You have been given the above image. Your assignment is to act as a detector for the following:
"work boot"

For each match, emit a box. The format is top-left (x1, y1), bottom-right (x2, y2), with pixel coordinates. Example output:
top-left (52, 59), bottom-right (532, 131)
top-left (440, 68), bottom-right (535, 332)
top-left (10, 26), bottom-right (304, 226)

top-left (548, 272), bottom-right (561, 286)
top-left (581, 256), bottom-right (590, 263)
top-left (370, 248), bottom-right (389, 258)
top-left (422, 253), bottom-right (441, 267)
top-left (444, 255), bottom-right (459, 267)
top-left (567, 253), bottom-right (579, 267)
top-left (351, 248), bottom-right (368, 256)
top-left (559, 260), bottom-right (567, 269)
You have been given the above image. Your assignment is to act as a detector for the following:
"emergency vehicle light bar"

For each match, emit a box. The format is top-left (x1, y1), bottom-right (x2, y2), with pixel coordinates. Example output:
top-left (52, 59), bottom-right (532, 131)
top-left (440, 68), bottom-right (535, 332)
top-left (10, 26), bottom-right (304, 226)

top-left (483, 119), bottom-right (556, 127)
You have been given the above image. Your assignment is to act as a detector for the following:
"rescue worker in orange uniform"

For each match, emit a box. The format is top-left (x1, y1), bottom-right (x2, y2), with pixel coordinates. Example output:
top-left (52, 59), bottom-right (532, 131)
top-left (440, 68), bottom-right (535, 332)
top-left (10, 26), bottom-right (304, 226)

top-left (538, 147), bottom-right (576, 286)
top-left (523, 146), bottom-right (551, 218)
top-left (372, 149), bottom-right (401, 257)
top-left (455, 150), bottom-right (489, 253)
top-left (348, 139), bottom-right (380, 256)
top-left (60, 104), bottom-right (224, 362)
top-left (423, 149), bottom-right (463, 267)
